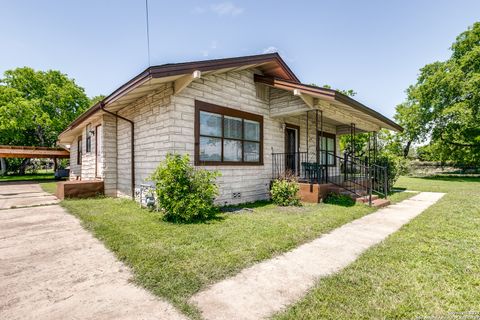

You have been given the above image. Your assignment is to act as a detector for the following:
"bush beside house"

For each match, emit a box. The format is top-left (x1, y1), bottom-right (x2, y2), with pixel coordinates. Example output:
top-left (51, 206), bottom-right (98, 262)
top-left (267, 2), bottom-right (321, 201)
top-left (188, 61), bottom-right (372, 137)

top-left (149, 153), bottom-right (220, 223)
top-left (270, 177), bottom-right (301, 206)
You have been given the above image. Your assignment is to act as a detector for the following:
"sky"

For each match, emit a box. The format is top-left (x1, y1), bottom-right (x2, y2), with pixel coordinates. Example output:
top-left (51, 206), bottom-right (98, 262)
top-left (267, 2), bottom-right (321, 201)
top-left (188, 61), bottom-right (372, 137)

top-left (1, 0), bottom-right (479, 118)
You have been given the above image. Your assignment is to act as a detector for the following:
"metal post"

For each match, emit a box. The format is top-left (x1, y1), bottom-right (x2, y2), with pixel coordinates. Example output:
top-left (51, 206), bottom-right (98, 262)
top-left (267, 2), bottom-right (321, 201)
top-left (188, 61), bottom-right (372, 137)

top-left (321, 110), bottom-right (326, 184)
top-left (306, 111), bottom-right (309, 155)
top-left (315, 110), bottom-right (319, 184)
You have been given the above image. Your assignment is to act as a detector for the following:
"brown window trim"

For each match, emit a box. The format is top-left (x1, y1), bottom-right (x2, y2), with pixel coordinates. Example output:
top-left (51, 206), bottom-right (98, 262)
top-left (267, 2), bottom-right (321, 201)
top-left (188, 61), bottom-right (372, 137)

top-left (194, 100), bottom-right (264, 166)
top-left (85, 124), bottom-right (92, 153)
top-left (317, 131), bottom-right (336, 167)
top-left (77, 136), bottom-right (82, 165)
top-left (95, 124), bottom-right (102, 178)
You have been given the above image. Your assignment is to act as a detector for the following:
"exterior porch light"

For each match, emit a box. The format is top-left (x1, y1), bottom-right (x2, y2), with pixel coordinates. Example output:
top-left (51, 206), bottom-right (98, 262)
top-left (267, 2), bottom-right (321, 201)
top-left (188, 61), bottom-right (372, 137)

top-left (281, 123), bottom-right (286, 131)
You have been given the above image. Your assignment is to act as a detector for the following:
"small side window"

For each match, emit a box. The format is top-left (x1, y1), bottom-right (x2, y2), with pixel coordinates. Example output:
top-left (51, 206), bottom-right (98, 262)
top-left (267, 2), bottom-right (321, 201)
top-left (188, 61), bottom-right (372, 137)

top-left (86, 124), bottom-right (92, 153)
top-left (77, 136), bottom-right (82, 165)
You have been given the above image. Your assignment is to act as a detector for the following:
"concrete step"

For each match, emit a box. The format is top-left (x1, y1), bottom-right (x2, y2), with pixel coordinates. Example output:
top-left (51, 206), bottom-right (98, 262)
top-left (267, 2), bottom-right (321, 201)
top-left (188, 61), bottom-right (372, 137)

top-left (355, 195), bottom-right (379, 203)
top-left (371, 198), bottom-right (391, 208)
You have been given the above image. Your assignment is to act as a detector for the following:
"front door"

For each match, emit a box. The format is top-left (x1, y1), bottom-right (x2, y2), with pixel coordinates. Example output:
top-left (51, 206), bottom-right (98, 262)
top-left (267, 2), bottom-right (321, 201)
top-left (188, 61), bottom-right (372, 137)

top-left (95, 125), bottom-right (103, 178)
top-left (285, 125), bottom-right (298, 173)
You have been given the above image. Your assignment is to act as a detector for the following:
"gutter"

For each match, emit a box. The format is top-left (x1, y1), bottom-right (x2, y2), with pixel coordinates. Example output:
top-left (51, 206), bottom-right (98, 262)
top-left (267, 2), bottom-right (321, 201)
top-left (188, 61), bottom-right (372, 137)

top-left (100, 102), bottom-right (135, 199)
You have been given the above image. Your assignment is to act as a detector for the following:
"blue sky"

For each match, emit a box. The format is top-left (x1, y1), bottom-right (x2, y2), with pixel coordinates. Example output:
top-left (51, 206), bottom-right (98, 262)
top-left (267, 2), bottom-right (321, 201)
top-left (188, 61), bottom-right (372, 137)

top-left (1, 1), bottom-right (479, 118)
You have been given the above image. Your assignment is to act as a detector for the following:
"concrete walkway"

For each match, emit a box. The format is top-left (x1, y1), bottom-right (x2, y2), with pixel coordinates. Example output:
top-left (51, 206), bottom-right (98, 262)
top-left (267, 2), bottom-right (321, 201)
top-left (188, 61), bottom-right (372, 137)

top-left (0, 182), bottom-right (186, 320)
top-left (191, 192), bottom-right (445, 320)
top-left (0, 181), bottom-right (58, 209)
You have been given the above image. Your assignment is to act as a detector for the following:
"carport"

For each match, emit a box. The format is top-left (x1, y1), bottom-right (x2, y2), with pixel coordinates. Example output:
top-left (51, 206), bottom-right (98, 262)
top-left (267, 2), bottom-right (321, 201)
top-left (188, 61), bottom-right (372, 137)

top-left (0, 145), bottom-right (69, 174)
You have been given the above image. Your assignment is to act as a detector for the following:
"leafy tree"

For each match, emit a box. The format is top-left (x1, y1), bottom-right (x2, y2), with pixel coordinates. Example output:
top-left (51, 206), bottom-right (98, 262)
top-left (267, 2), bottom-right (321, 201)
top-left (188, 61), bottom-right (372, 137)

top-left (0, 67), bottom-right (92, 173)
top-left (393, 22), bottom-right (480, 164)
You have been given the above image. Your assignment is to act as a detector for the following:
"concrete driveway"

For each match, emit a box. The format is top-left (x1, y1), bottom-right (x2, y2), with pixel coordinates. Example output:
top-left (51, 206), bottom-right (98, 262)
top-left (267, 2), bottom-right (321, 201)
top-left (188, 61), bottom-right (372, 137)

top-left (0, 182), bottom-right (186, 320)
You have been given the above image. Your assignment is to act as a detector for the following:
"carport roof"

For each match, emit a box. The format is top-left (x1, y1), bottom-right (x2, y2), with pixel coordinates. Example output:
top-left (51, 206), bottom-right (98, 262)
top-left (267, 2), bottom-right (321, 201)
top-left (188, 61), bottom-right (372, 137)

top-left (0, 145), bottom-right (70, 158)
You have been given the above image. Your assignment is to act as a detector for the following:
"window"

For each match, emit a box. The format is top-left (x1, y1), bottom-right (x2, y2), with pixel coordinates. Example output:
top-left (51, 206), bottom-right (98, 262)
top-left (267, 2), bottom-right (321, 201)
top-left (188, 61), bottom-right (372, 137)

top-left (77, 136), bottom-right (82, 165)
top-left (318, 132), bottom-right (336, 166)
top-left (86, 124), bottom-right (92, 153)
top-left (195, 100), bottom-right (263, 165)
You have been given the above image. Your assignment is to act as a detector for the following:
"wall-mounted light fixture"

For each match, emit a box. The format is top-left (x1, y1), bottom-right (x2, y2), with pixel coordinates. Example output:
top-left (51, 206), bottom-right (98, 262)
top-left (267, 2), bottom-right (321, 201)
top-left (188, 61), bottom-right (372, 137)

top-left (281, 123), bottom-right (286, 131)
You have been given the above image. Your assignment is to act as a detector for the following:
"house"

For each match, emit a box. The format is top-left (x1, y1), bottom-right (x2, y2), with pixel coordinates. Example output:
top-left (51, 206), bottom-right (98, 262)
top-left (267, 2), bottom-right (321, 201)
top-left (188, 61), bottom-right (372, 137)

top-left (57, 53), bottom-right (402, 205)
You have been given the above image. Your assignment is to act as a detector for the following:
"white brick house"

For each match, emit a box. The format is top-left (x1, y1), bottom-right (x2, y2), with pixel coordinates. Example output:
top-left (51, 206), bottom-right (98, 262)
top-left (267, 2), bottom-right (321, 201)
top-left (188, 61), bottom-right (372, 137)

top-left (58, 53), bottom-right (402, 205)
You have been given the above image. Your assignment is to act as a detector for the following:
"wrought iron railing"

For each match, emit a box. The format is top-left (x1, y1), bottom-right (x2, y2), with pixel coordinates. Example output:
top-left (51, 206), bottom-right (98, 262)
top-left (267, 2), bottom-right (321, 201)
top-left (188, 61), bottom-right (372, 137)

top-left (271, 151), bottom-right (389, 205)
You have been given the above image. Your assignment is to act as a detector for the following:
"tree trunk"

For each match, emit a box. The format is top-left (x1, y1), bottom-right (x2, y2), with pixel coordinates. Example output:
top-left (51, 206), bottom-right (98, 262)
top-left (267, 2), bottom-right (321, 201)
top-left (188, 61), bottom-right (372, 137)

top-left (18, 158), bottom-right (31, 175)
top-left (403, 140), bottom-right (412, 158)
top-left (0, 158), bottom-right (6, 176)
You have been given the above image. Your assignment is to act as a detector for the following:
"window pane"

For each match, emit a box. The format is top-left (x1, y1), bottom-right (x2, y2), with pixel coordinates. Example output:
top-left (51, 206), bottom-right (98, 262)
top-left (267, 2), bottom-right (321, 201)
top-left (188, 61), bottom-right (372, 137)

top-left (244, 141), bottom-right (259, 162)
top-left (327, 137), bottom-right (335, 151)
top-left (244, 120), bottom-right (260, 141)
top-left (320, 152), bottom-right (327, 165)
top-left (320, 136), bottom-right (327, 150)
top-left (224, 139), bottom-right (242, 161)
top-left (328, 154), bottom-right (335, 165)
top-left (224, 116), bottom-right (242, 139)
top-left (199, 136), bottom-right (221, 161)
top-left (200, 111), bottom-right (222, 137)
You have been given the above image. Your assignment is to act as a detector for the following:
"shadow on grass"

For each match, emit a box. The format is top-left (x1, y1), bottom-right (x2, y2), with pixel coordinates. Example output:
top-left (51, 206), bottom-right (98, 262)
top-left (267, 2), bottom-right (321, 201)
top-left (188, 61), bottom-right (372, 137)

top-left (220, 200), bottom-right (272, 212)
top-left (408, 175), bottom-right (480, 183)
top-left (323, 194), bottom-right (356, 207)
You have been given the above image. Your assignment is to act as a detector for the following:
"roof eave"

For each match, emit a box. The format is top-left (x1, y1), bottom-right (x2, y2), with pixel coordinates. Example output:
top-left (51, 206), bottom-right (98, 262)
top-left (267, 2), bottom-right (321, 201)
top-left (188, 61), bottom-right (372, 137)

top-left (254, 75), bottom-right (403, 132)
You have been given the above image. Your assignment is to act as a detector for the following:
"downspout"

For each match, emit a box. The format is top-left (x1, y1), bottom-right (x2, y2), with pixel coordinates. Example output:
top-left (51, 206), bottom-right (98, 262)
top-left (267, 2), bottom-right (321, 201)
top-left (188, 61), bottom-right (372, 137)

top-left (100, 102), bottom-right (135, 199)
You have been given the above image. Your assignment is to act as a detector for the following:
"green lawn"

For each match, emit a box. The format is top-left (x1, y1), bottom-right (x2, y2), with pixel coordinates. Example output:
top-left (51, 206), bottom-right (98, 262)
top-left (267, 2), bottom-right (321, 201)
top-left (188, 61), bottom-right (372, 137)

top-left (60, 190), bottom-right (413, 317)
top-left (39, 181), bottom-right (57, 195)
top-left (0, 172), bottom-right (54, 182)
top-left (274, 176), bottom-right (480, 319)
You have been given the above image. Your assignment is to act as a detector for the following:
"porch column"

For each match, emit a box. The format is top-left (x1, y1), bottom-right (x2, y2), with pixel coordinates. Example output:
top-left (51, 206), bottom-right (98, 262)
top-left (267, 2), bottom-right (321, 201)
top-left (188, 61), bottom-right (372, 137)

top-left (350, 123), bottom-right (356, 158)
top-left (306, 110), bottom-right (309, 154)
top-left (315, 110), bottom-right (319, 175)
top-left (320, 110), bottom-right (325, 184)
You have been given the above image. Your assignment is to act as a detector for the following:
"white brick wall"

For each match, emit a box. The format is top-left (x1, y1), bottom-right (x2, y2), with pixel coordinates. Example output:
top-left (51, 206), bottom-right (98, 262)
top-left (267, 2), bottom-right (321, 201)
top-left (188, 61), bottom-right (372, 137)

top-left (116, 83), bottom-right (173, 197)
top-left (65, 68), bottom-right (343, 205)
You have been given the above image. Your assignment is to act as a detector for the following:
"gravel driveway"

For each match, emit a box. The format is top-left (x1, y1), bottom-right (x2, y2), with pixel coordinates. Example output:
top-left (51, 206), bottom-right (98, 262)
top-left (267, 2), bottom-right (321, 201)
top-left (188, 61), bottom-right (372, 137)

top-left (0, 182), bottom-right (186, 320)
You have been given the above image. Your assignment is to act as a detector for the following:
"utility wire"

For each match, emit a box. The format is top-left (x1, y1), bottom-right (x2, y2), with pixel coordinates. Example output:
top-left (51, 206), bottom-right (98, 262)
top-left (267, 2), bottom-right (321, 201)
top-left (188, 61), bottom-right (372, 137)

top-left (145, 0), bottom-right (151, 67)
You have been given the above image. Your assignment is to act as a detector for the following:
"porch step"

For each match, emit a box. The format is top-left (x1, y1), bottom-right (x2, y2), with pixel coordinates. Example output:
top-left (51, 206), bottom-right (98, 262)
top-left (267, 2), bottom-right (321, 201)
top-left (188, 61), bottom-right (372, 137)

top-left (354, 194), bottom-right (379, 203)
top-left (371, 198), bottom-right (391, 208)
top-left (328, 185), bottom-right (390, 207)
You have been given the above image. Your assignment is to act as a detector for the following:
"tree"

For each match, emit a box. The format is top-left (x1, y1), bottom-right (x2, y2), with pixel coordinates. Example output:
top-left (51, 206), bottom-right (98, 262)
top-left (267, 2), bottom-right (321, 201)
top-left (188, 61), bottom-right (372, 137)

top-left (0, 67), bottom-right (92, 173)
top-left (393, 22), bottom-right (480, 164)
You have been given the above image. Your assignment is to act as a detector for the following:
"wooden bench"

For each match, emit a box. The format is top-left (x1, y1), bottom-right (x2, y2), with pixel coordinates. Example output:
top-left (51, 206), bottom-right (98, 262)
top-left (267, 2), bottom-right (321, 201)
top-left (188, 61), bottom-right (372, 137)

top-left (56, 180), bottom-right (104, 200)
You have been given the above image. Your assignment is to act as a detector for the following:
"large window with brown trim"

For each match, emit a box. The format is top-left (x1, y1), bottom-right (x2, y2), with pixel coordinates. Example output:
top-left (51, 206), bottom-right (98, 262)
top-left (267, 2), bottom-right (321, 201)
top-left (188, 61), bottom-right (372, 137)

top-left (77, 136), bottom-right (82, 165)
top-left (317, 131), bottom-right (336, 166)
top-left (195, 100), bottom-right (263, 165)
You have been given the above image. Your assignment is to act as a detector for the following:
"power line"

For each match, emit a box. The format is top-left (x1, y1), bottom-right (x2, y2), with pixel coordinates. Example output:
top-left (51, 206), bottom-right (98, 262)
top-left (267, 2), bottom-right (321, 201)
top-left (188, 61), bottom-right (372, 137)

top-left (145, 0), bottom-right (151, 67)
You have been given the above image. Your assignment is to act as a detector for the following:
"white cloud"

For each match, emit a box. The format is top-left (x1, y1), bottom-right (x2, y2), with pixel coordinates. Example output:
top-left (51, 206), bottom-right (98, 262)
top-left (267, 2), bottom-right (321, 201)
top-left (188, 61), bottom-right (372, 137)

top-left (193, 2), bottom-right (244, 16)
top-left (210, 2), bottom-right (244, 16)
top-left (262, 46), bottom-right (278, 54)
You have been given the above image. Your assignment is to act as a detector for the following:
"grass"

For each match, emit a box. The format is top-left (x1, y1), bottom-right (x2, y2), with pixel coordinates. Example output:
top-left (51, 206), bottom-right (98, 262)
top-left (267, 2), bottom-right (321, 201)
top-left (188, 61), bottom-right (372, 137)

top-left (0, 172), bottom-right (54, 182)
top-left (60, 190), bottom-right (413, 317)
top-left (274, 176), bottom-right (480, 320)
top-left (39, 181), bottom-right (57, 195)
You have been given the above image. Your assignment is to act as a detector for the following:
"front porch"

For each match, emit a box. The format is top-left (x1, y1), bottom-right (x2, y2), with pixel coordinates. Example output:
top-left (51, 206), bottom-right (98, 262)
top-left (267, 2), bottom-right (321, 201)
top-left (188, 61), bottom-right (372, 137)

top-left (269, 110), bottom-right (388, 205)
top-left (255, 76), bottom-right (399, 205)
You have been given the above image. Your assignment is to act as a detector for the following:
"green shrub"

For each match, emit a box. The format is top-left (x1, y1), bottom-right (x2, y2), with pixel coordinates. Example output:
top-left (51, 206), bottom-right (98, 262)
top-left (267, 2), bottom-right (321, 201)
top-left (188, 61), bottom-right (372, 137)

top-left (149, 153), bottom-right (220, 223)
top-left (373, 154), bottom-right (408, 190)
top-left (323, 193), bottom-right (355, 207)
top-left (270, 177), bottom-right (301, 206)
